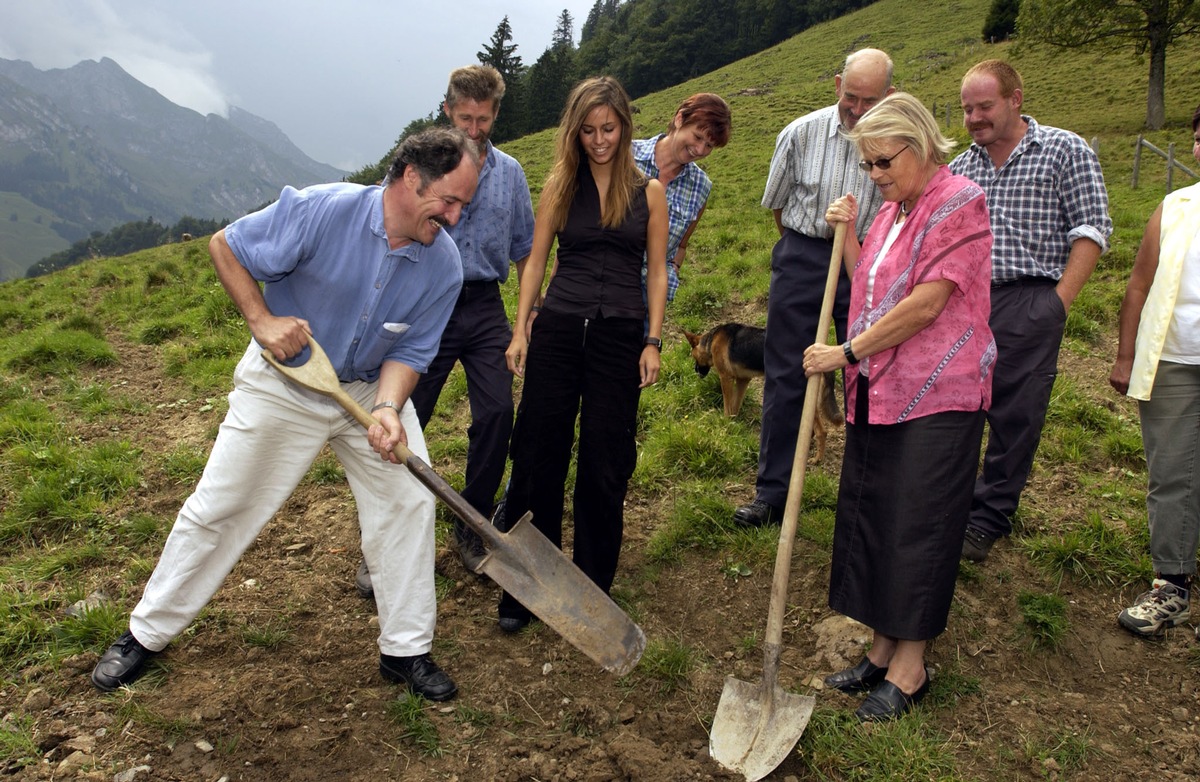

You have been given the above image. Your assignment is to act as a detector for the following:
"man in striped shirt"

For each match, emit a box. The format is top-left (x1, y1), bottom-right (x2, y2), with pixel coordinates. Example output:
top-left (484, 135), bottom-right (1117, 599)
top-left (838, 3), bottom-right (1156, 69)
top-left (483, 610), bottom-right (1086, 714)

top-left (950, 59), bottom-right (1112, 561)
top-left (734, 48), bottom-right (894, 527)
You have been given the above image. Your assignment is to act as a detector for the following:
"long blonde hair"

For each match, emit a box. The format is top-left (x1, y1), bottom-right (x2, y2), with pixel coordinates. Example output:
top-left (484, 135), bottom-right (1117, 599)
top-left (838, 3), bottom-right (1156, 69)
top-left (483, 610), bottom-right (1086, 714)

top-left (539, 76), bottom-right (644, 232)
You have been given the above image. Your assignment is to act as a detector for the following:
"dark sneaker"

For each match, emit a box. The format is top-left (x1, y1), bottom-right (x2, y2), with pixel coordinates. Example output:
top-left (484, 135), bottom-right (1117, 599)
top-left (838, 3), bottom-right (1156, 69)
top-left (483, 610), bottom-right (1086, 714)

top-left (379, 652), bottom-right (457, 701)
top-left (355, 559), bottom-right (374, 600)
top-left (961, 525), bottom-right (997, 562)
top-left (733, 500), bottom-right (782, 527)
top-left (91, 630), bottom-right (155, 692)
top-left (1118, 579), bottom-right (1190, 636)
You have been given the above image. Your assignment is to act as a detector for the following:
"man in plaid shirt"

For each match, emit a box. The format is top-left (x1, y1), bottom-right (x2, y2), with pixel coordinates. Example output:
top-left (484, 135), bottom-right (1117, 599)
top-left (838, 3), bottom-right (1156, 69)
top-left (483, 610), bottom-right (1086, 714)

top-left (950, 59), bottom-right (1113, 562)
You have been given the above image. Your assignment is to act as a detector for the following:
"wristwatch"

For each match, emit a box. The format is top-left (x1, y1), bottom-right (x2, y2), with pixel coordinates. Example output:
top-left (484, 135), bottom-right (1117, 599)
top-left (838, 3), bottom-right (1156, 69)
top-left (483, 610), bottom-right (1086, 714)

top-left (644, 337), bottom-right (662, 350)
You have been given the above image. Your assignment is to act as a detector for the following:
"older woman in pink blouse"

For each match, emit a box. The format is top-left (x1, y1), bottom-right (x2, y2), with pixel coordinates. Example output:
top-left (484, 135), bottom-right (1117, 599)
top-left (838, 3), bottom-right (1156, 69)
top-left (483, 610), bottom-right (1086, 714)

top-left (804, 92), bottom-right (994, 721)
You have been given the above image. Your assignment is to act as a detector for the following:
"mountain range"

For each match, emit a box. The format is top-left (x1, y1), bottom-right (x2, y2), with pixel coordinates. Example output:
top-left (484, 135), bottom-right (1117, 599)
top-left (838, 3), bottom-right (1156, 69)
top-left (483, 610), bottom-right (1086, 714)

top-left (0, 56), bottom-right (345, 281)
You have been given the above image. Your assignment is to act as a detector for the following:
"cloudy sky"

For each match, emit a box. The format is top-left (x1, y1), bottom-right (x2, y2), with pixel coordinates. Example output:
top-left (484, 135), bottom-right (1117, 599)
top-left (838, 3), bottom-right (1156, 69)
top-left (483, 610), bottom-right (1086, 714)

top-left (0, 0), bottom-right (599, 172)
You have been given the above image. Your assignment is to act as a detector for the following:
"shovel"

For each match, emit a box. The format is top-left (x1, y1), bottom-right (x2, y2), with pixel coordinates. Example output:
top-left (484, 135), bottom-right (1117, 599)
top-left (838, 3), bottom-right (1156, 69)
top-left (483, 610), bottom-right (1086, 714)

top-left (262, 337), bottom-right (646, 676)
top-left (710, 222), bottom-right (847, 780)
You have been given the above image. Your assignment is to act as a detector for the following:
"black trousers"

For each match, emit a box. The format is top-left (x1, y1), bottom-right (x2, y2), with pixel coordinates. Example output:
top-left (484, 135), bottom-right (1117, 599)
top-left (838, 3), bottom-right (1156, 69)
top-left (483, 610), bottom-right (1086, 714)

top-left (756, 229), bottom-right (851, 508)
top-left (499, 309), bottom-right (643, 619)
top-left (410, 281), bottom-right (514, 518)
top-left (969, 279), bottom-right (1065, 538)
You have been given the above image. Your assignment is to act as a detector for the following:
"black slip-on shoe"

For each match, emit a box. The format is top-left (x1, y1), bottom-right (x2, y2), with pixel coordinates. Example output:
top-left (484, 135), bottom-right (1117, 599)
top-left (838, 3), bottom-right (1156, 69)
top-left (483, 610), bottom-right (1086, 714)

top-left (91, 630), bottom-right (155, 692)
top-left (855, 671), bottom-right (931, 722)
top-left (380, 652), bottom-right (458, 701)
top-left (825, 656), bottom-right (889, 695)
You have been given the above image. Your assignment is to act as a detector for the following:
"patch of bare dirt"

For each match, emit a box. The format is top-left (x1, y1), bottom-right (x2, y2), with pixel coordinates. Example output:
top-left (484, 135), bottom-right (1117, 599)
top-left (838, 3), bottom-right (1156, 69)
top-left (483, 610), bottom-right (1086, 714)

top-left (4, 334), bottom-right (1200, 781)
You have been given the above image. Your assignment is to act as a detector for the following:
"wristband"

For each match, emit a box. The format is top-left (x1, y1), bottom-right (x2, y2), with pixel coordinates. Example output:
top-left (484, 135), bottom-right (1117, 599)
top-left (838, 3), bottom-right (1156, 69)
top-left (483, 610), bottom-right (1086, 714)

top-left (371, 401), bottom-right (400, 415)
top-left (842, 340), bottom-right (858, 364)
top-left (531, 305), bottom-right (542, 312)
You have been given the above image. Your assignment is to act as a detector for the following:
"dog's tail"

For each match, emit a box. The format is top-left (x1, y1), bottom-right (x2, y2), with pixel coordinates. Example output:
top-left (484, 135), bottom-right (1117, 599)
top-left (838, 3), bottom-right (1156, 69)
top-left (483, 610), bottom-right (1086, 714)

top-left (821, 370), bottom-right (844, 425)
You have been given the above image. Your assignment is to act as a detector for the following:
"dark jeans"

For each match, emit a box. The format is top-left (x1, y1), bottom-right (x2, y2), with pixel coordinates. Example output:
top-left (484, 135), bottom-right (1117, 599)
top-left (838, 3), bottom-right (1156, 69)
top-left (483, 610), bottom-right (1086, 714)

top-left (969, 279), bottom-right (1066, 537)
top-left (756, 229), bottom-right (851, 508)
top-left (410, 281), bottom-right (514, 519)
top-left (499, 309), bottom-right (643, 619)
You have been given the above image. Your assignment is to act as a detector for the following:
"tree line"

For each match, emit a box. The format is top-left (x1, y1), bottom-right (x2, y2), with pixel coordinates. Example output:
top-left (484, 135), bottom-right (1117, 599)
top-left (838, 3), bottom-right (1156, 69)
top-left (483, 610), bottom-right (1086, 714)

top-left (348, 0), bottom-right (877, 184)
top-left (27, 216), bottom-right (228, 278)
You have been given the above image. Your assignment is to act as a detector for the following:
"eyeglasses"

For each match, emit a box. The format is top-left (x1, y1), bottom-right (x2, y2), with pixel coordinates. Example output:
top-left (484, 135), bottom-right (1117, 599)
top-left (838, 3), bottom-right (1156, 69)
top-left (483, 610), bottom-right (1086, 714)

top-left (858, 145), bottom-right (909, 173)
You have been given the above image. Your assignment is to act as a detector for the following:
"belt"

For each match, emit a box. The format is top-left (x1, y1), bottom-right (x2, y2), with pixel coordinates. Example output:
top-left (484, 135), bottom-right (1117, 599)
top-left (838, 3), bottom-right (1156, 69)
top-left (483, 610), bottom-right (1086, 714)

top-left (991, 276), bottom-right (1055, 289)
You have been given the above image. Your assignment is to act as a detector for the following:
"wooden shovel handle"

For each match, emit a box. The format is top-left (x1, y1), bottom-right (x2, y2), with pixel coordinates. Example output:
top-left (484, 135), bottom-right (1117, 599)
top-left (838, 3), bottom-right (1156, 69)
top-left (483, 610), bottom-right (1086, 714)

top-left (764, 222), bottom-right (847, 653)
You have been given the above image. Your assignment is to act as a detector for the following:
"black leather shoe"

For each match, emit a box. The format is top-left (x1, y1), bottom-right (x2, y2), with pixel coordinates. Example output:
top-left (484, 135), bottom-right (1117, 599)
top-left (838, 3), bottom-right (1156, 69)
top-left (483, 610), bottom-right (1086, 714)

top-left (498, 612), bottom-right (531, 634)
top-left (961, 525), bottom-right (997, 562)
top-left (91, 630), bottom-right (155, 692)
top-left (355, 559), bottom-right (374, 599)
top-left (824, 656), bottom-right (888, 694)
top-left (380, 653), bottom-right (457, 701)
top-left (855, 671), bottom-right (931, 722)
top-left (733, 500), bottom-right (782, 527)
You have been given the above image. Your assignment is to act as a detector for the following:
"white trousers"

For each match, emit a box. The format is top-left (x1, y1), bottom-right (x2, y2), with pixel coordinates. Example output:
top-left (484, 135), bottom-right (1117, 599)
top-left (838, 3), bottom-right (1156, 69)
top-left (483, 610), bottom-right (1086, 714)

top-left (130, 342), bottom-right (437, 658)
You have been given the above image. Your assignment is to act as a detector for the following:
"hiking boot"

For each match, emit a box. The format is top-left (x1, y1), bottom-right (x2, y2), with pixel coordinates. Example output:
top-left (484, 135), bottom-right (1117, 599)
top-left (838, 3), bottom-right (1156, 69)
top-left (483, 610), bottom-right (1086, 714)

top-left (733, 500), bottom-right (782, 528)
top-left (961, 525), bottom-right (997, 562)
top-left (355, 559), bottom-right (374, 600)
top-left (1118, 578), bottom-right (1190, 637)
top-left (454, 519), bottom-right (488, 574)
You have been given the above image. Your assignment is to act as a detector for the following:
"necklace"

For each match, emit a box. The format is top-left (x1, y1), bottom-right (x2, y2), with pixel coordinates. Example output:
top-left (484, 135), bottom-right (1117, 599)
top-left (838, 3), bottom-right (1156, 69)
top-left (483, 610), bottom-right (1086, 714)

top-left (900, 200), bottom-right (910, 216)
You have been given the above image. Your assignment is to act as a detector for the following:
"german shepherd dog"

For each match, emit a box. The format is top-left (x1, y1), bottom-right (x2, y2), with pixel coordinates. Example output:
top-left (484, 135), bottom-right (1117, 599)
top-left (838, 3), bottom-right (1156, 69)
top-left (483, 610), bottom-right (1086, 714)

top-left (684, 323), bottom-right (844, 462)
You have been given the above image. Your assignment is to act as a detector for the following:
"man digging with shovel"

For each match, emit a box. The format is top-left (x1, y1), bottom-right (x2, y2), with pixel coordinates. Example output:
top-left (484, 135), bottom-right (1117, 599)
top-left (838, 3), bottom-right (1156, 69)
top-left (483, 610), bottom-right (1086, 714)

top-left (91, 128), bottom-right (479, 701)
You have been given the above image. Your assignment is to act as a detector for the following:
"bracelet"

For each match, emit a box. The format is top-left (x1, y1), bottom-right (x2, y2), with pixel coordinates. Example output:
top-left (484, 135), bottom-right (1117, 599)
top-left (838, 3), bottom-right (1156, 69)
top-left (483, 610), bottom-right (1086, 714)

top-left (842, 340), bottom-right (858, 364)
top-left (371, 401), bottom-right (400, 415)
top-left (531, 305), bottom-right (542, 312)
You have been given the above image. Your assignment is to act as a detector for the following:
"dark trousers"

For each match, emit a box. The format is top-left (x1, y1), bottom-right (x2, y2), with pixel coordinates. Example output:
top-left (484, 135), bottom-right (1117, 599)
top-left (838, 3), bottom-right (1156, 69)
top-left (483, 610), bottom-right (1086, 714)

top-left (410, 281), bottom-right (514, 519)
top-left (756, 229), bottom-right (851, 508)
top-left (499, 309), bottom-right (643, 618)
top-left (970, 279), bottom-right (1066, 537)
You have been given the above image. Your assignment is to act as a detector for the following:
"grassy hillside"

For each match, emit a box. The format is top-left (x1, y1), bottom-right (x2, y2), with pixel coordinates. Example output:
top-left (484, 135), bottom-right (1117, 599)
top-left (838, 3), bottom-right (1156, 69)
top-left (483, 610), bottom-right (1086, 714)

top-left (4, 0), bottom-right (1200, 779)
top-left (0, 192), bottom-right (70, 281)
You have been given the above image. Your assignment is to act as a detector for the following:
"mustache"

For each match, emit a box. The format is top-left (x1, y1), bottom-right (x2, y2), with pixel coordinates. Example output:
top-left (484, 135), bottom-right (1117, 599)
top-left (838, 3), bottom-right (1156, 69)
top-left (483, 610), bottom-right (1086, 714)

top-left (430, 215), bottom-right (450, 228)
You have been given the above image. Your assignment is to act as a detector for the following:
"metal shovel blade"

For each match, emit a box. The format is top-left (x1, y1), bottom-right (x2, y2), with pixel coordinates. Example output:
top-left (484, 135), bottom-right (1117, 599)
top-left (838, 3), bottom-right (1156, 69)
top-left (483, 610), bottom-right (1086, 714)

top-left (261, 338), bottom-right (646, 675)
top-left (711, 675), bottom-right (815, 782)
top-left (477, 511), bottom-right (646, 675)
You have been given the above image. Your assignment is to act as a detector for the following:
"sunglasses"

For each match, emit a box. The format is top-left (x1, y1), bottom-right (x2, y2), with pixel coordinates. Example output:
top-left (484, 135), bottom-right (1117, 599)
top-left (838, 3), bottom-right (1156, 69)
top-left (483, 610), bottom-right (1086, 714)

top-left (858, 144), bottom-right (909, 173)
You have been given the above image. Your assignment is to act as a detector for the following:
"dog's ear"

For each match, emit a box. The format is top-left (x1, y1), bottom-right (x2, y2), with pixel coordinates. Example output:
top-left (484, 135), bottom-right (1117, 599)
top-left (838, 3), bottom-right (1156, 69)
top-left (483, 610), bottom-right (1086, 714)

top-left (683, 330), bottom-right (700, 348)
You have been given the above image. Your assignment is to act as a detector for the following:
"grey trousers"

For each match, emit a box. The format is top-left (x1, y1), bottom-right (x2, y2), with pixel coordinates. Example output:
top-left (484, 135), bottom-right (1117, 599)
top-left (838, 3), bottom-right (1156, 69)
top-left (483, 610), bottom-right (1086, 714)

top-left (1140, 361), bottom-right (1200, 576)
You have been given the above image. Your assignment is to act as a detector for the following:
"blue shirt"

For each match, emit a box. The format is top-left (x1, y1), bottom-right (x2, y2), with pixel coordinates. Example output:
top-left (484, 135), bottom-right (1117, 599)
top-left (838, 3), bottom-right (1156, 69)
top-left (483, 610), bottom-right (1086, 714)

top-left (949, 116), bottom-right (1112, 283)
top-left (224, 182), bottom-right (462, 382)
top-left (447, 142), bottom-right (535, 283)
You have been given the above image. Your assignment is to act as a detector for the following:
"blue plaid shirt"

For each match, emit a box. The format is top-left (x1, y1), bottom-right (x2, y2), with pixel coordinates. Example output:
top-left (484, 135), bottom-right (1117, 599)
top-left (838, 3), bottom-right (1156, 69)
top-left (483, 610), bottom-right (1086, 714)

top-left (633, 135), bottom-right (713, 301)
top-left (949, 117), bottom-right (1112, 283)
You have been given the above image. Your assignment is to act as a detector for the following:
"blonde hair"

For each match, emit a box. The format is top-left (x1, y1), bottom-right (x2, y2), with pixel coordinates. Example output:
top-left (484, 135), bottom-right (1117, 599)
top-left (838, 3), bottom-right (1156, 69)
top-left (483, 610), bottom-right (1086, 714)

top-left (849, 92), bottom-right (955, 166)
top-left (539, 76), bottom-right (644, 232)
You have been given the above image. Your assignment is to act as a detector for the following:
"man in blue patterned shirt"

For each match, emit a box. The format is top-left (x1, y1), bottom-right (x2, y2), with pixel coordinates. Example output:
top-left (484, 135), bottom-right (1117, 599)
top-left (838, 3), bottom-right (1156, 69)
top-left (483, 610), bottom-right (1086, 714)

top-left (950, 59), bottom-right (1113, 561)
top-left (356, 66), bottom-right (534, 591)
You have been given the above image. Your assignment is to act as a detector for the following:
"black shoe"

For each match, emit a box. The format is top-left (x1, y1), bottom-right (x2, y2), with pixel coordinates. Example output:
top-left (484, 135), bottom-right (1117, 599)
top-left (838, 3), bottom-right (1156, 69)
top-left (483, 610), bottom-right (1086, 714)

top-left (855, 671), bottom-right (931, 722)
top-left (824, 656), bottom-right (889, 694)
top-left (491, 493), bottom-right (513, 532)
top-left (961, 525), bottom-right (997, 562)
top-left (91, 630), bottom-right (155, 692)
top-left (498, 615), bottom-right (530, 633)
top-left (733, 500), bottom-right (782, 527)
top-left (379, 652), bottom-right (457, 701)
top-left (454, 519), bottom-right (488, 574)
top-left (355, 559), bottom-right (374, 599)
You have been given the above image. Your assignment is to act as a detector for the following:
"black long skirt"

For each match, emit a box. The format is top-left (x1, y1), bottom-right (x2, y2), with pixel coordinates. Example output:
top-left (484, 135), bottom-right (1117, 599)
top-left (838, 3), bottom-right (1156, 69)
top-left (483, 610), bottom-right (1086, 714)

top-left (828, 375), bottom-right (985, 640)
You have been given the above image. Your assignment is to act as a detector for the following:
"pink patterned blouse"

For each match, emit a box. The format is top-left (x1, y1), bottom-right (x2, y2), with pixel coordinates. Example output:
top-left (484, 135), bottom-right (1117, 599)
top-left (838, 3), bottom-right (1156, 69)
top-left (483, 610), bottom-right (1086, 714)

top-left (845, 166), bottom-right (995, 424)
